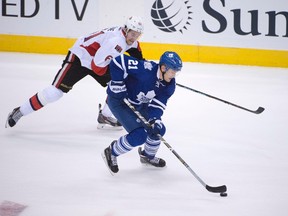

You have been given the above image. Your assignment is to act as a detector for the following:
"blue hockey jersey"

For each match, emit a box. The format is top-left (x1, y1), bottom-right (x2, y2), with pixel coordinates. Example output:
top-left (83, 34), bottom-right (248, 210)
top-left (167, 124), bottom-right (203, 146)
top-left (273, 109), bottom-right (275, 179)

top-left (107, 54), bottom-right (176, 120)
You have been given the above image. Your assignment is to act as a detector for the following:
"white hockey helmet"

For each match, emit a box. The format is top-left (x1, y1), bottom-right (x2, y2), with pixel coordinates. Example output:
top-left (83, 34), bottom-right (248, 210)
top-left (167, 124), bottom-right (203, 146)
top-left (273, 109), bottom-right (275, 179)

top-left (124, 16), bottom-right (144, 34)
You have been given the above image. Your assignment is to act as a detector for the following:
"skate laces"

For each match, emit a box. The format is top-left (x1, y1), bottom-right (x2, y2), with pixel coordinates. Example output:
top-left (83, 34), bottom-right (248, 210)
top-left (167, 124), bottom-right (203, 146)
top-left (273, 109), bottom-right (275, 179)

top-left (149, 157), bottom-right (161, 164)
top-left (109, 142), bottom-right (118, 166)
top-left (140, 151), bottom-right (160, 164)
top-left (11, 108), bottom-right (23, 122)
top-left (111, 155), bottom-right (118, 166)
top-left (106, 116), bottom-right (118, 124)
top-left (98, 111), bottom-right (119, 125)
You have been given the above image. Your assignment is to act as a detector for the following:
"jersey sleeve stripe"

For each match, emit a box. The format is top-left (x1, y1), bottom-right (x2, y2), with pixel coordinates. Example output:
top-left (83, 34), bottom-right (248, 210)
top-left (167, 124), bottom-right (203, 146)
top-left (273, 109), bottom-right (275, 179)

top-left (151, 98), bottom-right (166, 110)
top-left (112, 57), bottom-right (123, 70)
top-left (120, 54), bottom-right (128, 78)
top-left (148, 104), bottom-right (165, 112)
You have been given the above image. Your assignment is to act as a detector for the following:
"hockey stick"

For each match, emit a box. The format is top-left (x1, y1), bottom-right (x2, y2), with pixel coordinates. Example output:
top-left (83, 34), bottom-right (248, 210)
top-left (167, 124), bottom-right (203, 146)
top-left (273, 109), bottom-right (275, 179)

top-left (123, 98), bottom-right (227, 194)
top-left (176, 83), bottom-right (265, 114)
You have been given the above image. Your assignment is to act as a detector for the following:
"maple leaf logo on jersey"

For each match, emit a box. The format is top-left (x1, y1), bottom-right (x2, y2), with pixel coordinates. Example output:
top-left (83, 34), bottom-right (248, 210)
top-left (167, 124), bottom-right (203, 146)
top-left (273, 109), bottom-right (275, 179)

top-left (136, 91), bottom-right (156, 103)
top-left (144, 61), bottom-right (153, 70)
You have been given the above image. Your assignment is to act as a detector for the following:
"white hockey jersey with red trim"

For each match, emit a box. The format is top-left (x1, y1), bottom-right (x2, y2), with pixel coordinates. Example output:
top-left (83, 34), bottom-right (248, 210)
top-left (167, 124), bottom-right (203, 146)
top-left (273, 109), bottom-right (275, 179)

top-left (69, 26), bottom-right (141, 76)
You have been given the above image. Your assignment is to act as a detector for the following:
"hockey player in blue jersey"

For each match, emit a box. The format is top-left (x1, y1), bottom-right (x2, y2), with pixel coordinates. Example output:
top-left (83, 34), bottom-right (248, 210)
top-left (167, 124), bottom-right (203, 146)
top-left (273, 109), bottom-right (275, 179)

top-left (102, 51), bottom-right (182, 173)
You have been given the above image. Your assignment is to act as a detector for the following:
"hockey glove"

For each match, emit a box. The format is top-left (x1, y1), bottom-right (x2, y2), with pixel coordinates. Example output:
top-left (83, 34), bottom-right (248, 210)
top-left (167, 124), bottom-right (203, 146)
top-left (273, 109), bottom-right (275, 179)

top-left (109, 80), bottom-right (127, 100)
top-left (148, 119), bottom-right (166, 138)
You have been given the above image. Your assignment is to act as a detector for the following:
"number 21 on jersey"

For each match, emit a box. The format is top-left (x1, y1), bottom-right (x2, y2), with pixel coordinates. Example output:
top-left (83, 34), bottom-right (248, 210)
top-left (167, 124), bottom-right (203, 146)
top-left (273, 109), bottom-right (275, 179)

top-left (128, 59), bottom-right (138, 69)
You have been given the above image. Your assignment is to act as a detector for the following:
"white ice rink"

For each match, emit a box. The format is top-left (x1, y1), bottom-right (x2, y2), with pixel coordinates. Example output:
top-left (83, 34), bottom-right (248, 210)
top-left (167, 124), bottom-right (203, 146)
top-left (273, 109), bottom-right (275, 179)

top-left (0, 52), bottom-right (288, 216)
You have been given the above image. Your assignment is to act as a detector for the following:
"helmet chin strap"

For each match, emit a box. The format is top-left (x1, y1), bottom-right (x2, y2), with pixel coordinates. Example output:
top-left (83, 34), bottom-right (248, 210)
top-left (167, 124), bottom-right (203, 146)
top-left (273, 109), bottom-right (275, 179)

top-left (160, 65), bottom-right (168, 81)
top-left (123, 27), bottom-right (129, 36)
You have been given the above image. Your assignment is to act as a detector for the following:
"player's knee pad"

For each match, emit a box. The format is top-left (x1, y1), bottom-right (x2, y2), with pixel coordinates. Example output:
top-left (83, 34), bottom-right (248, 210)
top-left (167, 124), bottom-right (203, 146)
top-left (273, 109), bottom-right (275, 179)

top-left (126, 127), bottom-right (148, 147)
top-left (37, 85), bottom-right (63, 105)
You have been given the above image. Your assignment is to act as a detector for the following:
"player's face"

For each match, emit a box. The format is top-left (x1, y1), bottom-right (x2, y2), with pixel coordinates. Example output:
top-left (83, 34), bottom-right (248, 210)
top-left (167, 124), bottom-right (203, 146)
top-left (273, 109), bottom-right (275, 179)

top-left (125, 30), bottom-right (141, 45)
top-left (163, 68), bottom-right (177, 82)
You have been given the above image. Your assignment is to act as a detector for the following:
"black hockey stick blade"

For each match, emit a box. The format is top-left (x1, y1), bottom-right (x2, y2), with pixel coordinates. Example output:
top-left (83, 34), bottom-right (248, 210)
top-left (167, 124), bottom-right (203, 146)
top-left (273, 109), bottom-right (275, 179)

top-left (176, 83), bottom-right (265, 115)
top-left (254, 107), bottom-right (265, 114)
top-left (206, 184), bottom-right (227, 193)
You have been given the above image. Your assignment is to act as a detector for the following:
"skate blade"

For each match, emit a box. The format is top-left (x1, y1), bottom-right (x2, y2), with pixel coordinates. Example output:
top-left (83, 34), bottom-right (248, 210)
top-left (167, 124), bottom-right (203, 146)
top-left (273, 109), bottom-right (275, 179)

top-left (97, 123), bottom-right (123, 130)
top-left (101, 152), bottom-right (115, 176)
top-left (139, 162), bottom-right (167, 169)
top-left (139, 158), bottom-right (167, 169)
top-left (5, 119), bottom-right (9, 128)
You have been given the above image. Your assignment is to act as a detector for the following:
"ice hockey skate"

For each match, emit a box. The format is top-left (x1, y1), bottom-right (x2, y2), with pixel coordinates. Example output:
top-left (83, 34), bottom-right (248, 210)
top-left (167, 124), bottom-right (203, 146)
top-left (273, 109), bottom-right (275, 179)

top-left (5, 107), bottom-right (23, 128)
top-left (138, 147), bottom-right (166, 168)
top-left (97, 104), bottom-right (122, 130)
top-left (102, 141), bottom-right (119, 175)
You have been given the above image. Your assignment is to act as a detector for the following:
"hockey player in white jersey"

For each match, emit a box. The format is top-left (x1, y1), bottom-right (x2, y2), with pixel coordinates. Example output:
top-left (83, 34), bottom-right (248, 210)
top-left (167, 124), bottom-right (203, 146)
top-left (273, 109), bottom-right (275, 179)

top-left (5, 16), bottom-right (144, 129)
top-left (102, 51), bottom-right (183, 173)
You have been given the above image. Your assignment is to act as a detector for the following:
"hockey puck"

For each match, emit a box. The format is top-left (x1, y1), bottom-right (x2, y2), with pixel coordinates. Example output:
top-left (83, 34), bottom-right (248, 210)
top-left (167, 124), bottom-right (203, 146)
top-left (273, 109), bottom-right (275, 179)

top-left (220, 192), bottom-right (228, 197)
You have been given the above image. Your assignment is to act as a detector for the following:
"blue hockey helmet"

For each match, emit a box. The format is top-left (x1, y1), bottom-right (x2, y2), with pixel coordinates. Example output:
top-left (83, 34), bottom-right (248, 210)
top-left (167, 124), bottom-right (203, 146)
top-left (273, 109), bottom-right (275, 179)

top-left (159, 51), bottom-right (182, 72)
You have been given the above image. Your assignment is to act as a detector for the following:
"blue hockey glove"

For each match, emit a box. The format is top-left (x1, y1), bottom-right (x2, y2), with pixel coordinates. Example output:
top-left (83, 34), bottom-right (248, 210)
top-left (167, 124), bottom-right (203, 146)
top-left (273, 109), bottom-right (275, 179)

top-left (148, 119), bottom-right (166, 137)
top-left (109, 80), bottom-right (127, 100)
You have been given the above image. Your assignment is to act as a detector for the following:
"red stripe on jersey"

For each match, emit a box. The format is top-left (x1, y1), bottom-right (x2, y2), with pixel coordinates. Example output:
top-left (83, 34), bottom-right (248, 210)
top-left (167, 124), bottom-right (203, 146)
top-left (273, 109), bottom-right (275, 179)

top-left (91, 61), bottom-right (108, 76)
top-left (84, 31), bottom-right (104, 42)
top-left (80, 42), bottom-right (100, 56)
top-left (29, 94), bottom-right (43, 110)
top-left (54, 53), bottom-right (75, 88)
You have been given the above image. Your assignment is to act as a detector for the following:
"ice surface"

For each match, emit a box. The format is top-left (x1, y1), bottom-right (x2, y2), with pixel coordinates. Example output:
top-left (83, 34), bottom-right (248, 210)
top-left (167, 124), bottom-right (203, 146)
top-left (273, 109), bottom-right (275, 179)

top-left (0, 52), bottom-right (288, 216)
